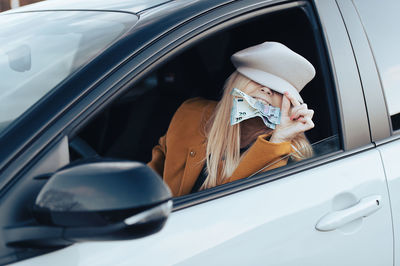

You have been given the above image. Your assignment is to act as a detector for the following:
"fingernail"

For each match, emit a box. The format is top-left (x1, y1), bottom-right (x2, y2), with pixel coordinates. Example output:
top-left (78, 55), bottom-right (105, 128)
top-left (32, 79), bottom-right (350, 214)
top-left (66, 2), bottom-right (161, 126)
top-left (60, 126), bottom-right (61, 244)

top-left (284, 91), bottom-right (288, 95)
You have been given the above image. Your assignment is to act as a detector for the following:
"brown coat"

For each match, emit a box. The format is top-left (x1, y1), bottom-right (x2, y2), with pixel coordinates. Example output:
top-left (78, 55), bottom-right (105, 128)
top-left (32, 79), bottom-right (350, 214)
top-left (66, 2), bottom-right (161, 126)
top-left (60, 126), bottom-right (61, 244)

top-left (147, 98), bottom-right (293, 197)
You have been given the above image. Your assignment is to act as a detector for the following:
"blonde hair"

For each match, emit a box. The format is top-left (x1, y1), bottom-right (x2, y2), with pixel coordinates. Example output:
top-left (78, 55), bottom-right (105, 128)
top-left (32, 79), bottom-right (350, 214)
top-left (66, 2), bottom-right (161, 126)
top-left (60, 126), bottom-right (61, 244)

top-left (200, 71), bottom-right (313, 190)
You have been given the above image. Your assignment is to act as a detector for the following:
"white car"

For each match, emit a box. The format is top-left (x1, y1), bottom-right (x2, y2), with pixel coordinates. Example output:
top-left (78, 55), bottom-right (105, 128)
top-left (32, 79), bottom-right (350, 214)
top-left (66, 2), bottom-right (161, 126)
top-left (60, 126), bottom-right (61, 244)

top-left (0, 0), bottom-right (399, 265)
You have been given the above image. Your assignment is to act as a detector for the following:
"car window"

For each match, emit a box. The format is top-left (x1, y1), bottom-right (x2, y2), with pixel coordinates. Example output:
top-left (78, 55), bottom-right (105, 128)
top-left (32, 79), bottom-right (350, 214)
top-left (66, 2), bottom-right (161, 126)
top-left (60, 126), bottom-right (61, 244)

top-left (70, 4), bottom-right (341, 196)
top-left (0, 11), bottom-right (137, 134)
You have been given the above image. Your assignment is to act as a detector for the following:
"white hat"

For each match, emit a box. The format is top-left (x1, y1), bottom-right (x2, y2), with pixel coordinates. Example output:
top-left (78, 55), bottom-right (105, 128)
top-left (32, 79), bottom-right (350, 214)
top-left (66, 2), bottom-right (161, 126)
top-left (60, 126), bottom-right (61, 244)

top-left (231, 42), bottom-right (315, 103)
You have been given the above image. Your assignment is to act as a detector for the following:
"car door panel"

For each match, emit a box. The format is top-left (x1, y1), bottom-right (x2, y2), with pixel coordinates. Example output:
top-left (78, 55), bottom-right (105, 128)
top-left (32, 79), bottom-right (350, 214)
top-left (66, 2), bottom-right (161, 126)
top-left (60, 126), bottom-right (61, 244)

top-left (14, 149), bottom-right (392, 266)
top-left (377, 140), bottom-right (400, 266)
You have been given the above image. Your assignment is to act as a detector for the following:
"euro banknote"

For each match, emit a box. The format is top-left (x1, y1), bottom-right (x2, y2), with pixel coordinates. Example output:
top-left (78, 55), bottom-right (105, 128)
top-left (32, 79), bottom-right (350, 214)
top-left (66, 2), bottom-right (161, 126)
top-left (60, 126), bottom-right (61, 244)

top-left (230, 88), bottom-right (281, 129)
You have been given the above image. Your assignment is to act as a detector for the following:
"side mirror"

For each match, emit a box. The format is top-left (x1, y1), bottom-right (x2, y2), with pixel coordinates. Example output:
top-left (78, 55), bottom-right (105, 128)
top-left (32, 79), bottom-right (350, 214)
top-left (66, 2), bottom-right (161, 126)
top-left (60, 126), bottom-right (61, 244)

top-left (6, 160), bottom-right (172, 247)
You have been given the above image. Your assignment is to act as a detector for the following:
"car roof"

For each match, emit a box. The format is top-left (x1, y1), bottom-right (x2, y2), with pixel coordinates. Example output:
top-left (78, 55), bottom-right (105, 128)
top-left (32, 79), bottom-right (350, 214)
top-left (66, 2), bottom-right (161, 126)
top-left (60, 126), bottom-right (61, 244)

top-left (4, 0), bottom-right (172, 14)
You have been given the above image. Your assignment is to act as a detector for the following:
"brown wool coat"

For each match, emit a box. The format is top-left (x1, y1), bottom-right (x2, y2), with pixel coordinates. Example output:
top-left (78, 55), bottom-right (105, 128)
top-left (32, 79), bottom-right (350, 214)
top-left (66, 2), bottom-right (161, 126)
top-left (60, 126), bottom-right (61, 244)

top-left (147, 97), bottom-right (293, 197)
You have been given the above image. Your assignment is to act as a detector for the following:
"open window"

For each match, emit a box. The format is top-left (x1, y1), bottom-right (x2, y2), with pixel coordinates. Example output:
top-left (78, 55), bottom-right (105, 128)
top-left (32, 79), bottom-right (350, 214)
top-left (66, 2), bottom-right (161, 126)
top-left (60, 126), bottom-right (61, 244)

top-left (69, 2), bottom-right (341, 197)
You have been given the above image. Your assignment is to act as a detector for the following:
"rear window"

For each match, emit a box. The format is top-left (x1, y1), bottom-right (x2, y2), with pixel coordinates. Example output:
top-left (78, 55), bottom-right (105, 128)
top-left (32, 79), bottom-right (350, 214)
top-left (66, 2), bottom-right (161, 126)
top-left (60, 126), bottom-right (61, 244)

top-left (0, 11), bottom-right (137, 134)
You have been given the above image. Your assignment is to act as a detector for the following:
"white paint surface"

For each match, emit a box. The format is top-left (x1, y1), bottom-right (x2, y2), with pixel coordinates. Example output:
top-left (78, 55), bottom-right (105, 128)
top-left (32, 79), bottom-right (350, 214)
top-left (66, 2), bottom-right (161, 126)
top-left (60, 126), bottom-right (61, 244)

top-left (378, 140), bottom-right (400, 266)
top-left (13, 150), bottom-right (393, 266)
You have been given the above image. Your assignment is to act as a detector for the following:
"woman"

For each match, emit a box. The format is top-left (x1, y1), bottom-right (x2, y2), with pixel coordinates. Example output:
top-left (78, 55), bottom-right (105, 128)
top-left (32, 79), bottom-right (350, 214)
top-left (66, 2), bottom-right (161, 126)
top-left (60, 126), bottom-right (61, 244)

top-left (148, 42), bottom-right (315, 197)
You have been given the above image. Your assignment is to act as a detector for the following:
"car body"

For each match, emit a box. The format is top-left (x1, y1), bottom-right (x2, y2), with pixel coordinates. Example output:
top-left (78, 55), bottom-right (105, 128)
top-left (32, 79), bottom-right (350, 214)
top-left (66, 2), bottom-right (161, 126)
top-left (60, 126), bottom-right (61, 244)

top-left (0, 0), bottom-right (399, 265)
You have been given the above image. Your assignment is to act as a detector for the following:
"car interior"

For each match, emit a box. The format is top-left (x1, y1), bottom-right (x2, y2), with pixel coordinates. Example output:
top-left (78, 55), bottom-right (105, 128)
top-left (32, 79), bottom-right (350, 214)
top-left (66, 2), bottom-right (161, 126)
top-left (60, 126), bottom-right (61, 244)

top-left (70, 5), bottom-right (341, 187)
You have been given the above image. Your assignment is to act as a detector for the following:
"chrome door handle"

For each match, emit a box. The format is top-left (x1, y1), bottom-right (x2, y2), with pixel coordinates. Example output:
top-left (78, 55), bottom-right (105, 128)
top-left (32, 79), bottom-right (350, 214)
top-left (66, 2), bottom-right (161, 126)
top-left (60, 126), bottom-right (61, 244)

top-left (316, 195), bottom-right (382, 232)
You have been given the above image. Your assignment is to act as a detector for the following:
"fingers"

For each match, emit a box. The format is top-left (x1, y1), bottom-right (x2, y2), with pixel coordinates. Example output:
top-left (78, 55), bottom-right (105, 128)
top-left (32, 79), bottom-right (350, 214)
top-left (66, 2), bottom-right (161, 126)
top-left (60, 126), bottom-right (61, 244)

top-left (284, 92), bottom-right (300, 107)
top-left (290, 103), bottom-right (314, 130)
top-left (280, 92), bottom-right (314, 134)
top-left (281, 94), bottom-right (291, 116)
top-left (297, 116), bottom-right (315, 129)
top-left (291, 103), bottom-right (308, 113)
top-left (291, 108), bottom-right (314, 121)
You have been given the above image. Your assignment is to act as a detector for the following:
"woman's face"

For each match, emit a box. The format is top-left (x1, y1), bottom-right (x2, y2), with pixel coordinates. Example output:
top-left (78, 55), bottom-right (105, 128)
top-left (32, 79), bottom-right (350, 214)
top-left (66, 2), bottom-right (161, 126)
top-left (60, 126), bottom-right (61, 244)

top-left (242, 80), bottom-right (283, 108)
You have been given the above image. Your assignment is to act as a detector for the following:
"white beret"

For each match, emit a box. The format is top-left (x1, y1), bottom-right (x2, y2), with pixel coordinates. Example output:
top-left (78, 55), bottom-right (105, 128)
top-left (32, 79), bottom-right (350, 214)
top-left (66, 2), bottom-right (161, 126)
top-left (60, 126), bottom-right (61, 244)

top-left (231, 41), bottom-right (316, 103)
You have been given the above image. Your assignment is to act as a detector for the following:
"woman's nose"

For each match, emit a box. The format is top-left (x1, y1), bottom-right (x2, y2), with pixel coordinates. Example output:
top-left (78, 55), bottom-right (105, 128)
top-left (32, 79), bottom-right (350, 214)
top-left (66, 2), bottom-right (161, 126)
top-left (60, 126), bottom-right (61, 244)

top-left (260, 87), bottom-right (273, 95)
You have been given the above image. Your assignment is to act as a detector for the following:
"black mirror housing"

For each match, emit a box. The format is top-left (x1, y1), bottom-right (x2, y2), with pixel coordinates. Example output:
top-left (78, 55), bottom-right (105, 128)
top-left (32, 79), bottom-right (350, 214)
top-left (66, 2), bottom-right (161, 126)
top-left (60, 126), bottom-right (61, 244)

top-left (30, 159), bottom-right (172, 242)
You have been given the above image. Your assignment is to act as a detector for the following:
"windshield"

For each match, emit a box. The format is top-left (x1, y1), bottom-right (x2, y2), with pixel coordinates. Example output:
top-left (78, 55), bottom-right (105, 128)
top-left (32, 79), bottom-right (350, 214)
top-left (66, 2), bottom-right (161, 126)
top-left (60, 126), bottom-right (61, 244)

top-left (0, 11), bottom-right (138, 134)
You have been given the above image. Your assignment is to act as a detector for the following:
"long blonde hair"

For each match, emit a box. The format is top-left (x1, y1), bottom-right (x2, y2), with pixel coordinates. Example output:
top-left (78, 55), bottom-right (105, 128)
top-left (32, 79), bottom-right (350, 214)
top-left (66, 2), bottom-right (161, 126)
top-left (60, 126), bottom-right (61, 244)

top-left (201, 71), bottom-right (312, 190)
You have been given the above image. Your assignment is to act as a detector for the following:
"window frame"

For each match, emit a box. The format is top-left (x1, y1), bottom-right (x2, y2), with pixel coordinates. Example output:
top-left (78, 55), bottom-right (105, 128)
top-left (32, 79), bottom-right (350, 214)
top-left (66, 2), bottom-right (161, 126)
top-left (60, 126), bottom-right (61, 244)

top-left (70, 0), bottom-right (371, 209)
top-left (63, 0), bottom-right (369, 208)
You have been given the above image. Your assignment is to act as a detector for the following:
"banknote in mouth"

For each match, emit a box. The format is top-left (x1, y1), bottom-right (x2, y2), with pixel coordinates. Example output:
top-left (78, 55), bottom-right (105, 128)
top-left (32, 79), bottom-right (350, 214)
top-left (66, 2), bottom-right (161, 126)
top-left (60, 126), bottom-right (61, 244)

top-left (230, 88), bottom-right (281, 129)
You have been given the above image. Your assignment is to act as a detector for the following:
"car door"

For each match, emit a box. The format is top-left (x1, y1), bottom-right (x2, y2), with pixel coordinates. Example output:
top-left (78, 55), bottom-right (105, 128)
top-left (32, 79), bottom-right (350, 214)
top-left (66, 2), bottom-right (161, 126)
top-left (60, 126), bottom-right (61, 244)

top-left (12, 0), bottom-right (393, 265)
top-left (14, 151), bottom-right (392, 266)
top-left (343, 0), bottom-right (400, 265)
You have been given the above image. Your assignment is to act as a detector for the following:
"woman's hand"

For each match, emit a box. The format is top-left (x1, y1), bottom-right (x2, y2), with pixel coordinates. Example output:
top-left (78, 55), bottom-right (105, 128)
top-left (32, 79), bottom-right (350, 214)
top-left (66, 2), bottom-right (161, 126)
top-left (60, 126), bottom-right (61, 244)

top-left (269, 92), bottom-right (314, 143)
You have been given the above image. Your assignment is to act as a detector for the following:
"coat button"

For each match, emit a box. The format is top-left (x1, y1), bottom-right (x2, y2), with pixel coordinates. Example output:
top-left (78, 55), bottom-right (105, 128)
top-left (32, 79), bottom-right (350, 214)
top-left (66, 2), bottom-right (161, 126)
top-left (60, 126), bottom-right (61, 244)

top-left (190, 151), bottom-right (196, 157)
